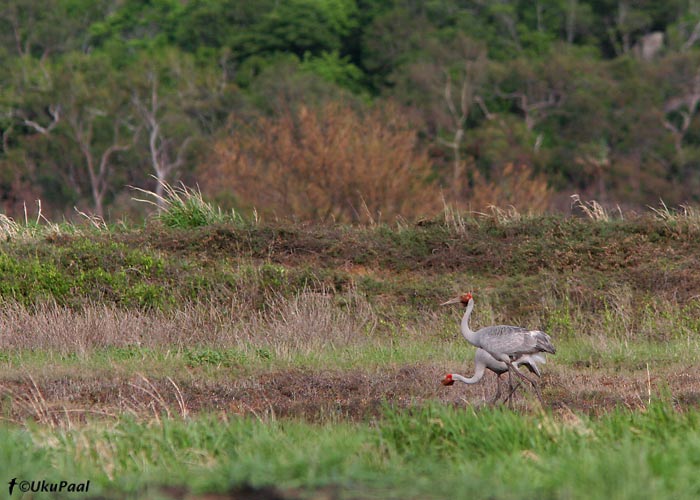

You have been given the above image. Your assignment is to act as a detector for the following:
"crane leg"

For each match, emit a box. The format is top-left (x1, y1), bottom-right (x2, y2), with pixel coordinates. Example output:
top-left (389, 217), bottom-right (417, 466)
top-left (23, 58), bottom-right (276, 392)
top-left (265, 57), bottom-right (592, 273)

top-left (503, 375), bottom-right (522, 405)
top-left (506, 361), bottom-right (543, 404)
top-left (503, 371), bottom-right (514, 406)
top-left (490, 373), bottom-right (504, 404)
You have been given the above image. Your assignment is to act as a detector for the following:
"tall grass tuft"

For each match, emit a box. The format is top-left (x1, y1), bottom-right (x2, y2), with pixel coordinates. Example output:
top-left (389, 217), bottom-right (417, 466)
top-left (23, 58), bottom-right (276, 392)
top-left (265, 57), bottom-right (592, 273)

top-left (0, 213), bottom-right (20, 239)
top-left (570, 194), bottom-right (622, 221)
top-left (1, 201), bottom-right (67, 240)
top-left (649, 200), bottom-right (700, 235)
top-left (442, 200), bottom-right (532, 234)
top-left (132, 179), bottom-right (247, 229)
top-left (442, 199), bottom-right (476, 235)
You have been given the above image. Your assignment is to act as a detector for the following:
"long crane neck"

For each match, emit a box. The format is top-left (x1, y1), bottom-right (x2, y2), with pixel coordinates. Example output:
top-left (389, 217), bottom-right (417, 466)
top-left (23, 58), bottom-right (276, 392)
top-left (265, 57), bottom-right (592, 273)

top-left (453, 362), bottom-right (486, 385)
top-left (460, 299), bottom-right (479, 346)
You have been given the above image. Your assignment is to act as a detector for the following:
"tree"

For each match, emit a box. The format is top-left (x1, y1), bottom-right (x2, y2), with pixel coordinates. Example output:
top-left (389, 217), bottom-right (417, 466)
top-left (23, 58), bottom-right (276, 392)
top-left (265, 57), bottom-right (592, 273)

top-left (129, 49), bottom-right (210, 208)
top-left (57, 53), bottom-right (136, 217)
top-left (490, 47), bottom-right (574, 132)
top-left (0, 0), bottom-right (109, 58)
top-left (360, 6), bottom-right (431, 90)
top-left (437, 39), bottom-right (488, 199)
top-left (563, 0), bottom-right (595, 44)
top-left (233, 0), bottom-right (359, 61)
top-left (390, 34), bottom-right (489, 200)
top-left (5, 53), bottom-right (136, 217)
top-left (655, 52), bottom-right (700, 163)
top-left (87, 0), bottom-right (183, 50)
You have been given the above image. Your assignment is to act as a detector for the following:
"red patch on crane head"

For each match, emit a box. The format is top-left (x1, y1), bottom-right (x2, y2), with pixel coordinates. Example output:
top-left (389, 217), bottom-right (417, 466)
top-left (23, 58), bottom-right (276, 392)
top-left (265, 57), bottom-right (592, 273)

top-left (461, 292), bottom-right (473, 304)
top-left (442, 374), bottom-right (455, 386)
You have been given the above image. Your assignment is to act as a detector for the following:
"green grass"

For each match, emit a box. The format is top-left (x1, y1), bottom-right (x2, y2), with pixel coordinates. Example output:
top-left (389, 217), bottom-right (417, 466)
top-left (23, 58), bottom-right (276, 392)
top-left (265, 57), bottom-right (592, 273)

top-left (3, 403), bottom-right (700, 499)
top-left (557, 337), bottom-right (700, 369)
top-left (1, 331), bottom-right (698, 380)
top-left (0, 339), bottom-right (475, 376)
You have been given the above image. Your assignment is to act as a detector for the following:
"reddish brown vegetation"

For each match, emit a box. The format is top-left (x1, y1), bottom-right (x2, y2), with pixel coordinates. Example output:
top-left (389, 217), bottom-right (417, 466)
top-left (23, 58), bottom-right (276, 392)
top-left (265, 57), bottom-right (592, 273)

top-left (201, 101), bottom-right (441, 223)
top-left (468, 162), bottom-right (552, 213)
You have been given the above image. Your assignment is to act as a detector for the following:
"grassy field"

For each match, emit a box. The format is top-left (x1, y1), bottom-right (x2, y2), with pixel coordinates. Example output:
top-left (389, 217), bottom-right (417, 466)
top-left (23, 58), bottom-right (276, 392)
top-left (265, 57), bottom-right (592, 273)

top-left (1, 196), bottom-right (700, 498)
top-left (4, 403), bottom-right (700, 499)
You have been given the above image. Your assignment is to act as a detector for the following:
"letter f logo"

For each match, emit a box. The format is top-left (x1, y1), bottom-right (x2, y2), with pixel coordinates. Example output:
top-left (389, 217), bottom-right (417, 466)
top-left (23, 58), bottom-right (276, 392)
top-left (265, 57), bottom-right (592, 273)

top-left (8, 478), bottom-right (17, 495)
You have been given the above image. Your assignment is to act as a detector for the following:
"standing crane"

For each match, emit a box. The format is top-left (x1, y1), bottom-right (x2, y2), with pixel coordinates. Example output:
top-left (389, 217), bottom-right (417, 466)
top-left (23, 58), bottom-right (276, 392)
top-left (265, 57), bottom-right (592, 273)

top-left (441, 292), bottom-right (555, 403)
top-left (442, 348), bottom-right (546, 404)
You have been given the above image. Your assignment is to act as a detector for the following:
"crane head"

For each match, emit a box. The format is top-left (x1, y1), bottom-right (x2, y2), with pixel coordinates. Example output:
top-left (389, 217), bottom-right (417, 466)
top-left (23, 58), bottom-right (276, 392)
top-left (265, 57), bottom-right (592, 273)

top-left (440, 292), bottom-right (473, 306)
top-left (441, 374), bottom-right (455, 386)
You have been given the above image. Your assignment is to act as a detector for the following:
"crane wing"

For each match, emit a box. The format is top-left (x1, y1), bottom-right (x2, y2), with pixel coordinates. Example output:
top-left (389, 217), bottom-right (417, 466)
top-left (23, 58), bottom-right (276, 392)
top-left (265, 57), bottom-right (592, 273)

top-left (514, 353), bottom-right (545, 377)
top-left (478, 325), bottom-right (556, 360)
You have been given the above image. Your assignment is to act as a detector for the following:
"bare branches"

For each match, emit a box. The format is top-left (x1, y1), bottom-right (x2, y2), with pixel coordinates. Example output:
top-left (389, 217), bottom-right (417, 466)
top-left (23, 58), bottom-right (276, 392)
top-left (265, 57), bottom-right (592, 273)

top-left (16, 105), bottom-right (61, 136)
top-left (440, 51), bottom-right (487, 199)
top-left (1, 122), bottom-right (13, 153)
top-left (682, 20), bottom-right (700, 52)
top-left (474, 96), bottom-right (494, 121)
top-left (65, 104), bottom-right (136, 218)
top-left (661, 66), bottom-right (700, 161)
top-left (131, 61), bottom-right (198, 209)
top-left (495, 87), bottom-right (564, 131)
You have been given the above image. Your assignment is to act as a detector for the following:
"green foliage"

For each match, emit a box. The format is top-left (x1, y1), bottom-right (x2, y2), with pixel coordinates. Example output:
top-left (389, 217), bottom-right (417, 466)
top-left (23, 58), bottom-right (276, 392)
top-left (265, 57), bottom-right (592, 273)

top-left (259, 263), bottom-right (288, 290)
top-left (184, 347), bottom-right (247, 367)
top-left (1, 212), bottom-right (700, 324)
top-left (300, 51), bottom-right (365, 93)
top-left (87, 0), bottom-right (183, 49)
top-left (0, 236), bottom-right (171, 308)
top-left (233, 0), bottom-right (358, 59)
top-left (0, 253), bottom-right (69, 302)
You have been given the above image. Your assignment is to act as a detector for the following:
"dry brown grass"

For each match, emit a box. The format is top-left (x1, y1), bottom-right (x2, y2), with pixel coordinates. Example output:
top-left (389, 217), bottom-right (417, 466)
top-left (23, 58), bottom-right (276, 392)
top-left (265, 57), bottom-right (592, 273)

top-left (126, 375), bottom-right (190, 420)
top-left (0, 302), bottom-right (150, 353)
top-left (248, 290), bottom-right (377, 356)
top-left (570, 193), bottom-right (624, 221)
top-left (649, 200), bottom-right (700, 235)
top-left (0, 289), bottom-right (378, 357)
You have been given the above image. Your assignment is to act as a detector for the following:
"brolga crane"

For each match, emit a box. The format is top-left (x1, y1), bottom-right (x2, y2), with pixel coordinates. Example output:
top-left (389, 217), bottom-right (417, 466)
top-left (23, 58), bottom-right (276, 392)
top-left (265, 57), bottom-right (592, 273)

top-left (442, 348), bottom-right (546, 404)
top-left (441, 292), bottom-right (556, 403)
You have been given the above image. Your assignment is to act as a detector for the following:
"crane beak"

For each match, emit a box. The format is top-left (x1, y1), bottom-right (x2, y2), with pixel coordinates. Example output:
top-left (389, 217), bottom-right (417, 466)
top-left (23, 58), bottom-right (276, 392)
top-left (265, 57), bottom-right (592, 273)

top-left (440, 296), bottom-right (462, 306)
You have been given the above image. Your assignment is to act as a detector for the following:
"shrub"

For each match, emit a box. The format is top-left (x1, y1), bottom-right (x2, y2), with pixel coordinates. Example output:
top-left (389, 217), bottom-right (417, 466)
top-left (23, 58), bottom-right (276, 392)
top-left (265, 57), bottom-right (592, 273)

top-left (201, 101), bottom-right (441, 223)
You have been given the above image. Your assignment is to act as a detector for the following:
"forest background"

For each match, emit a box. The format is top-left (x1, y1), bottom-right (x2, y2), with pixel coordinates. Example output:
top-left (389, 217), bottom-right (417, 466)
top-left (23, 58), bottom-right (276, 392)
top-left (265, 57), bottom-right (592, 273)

top-left (2, 0), bottom-right (700, 223)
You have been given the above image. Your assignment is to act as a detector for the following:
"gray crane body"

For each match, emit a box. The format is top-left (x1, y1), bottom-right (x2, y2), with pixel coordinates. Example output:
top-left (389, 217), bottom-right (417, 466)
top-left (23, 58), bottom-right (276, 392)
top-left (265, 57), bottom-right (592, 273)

top-left (446, 348), bottom-right (545, 384)
top-left (442, 348), bottom-right (546, 403)
top-left (441, 292), bottom-right (555, 403)
top-left (444, 293), bottom-right (556, 363)
top-left (472, 324), bottom-right (556, 364)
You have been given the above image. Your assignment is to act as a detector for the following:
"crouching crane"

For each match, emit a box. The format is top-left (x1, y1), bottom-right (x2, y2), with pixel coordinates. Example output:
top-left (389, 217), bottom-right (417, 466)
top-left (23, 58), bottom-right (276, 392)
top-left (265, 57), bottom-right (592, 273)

top-left (442, 348), bottom-right (546, 404)
top-left (441, 292), bottom-right (555, 403)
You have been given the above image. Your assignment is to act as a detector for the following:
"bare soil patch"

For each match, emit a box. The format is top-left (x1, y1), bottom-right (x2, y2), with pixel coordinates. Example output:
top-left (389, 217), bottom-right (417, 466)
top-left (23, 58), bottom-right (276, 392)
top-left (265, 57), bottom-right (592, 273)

top-left (2, 364), bottom-right (699, 425)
